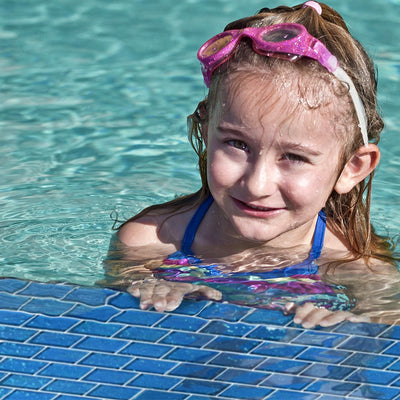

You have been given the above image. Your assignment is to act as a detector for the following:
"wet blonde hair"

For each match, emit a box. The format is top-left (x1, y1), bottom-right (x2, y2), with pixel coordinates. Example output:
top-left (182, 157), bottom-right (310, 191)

top-left (187, 3), bottom-right (395, 265)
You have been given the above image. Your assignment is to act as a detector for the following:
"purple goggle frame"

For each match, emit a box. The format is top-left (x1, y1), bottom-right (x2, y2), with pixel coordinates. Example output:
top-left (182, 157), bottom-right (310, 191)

top-left (197, 23), bottom-right (368, 145)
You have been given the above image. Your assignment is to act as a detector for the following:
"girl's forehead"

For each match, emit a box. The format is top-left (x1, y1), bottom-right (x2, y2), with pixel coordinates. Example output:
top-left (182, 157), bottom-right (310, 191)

top-left (213, 70), bottom-right (340, 131)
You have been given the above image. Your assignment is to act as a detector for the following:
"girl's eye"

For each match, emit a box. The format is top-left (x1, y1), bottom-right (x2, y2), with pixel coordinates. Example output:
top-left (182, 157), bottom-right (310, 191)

top-left (227, 139), bottom-right (249, 152)
top-left (282, 153), bottom-right (308, 163)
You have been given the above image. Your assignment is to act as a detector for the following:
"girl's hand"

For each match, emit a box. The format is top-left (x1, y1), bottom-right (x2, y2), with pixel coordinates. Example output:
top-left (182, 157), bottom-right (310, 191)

top-left (285, 302), bottom-right (370, 329)
top-left (128, 278), bottom-right (222, 312)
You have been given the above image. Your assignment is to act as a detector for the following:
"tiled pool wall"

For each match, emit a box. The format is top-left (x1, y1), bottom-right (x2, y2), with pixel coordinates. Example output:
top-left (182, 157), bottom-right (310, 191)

top-left (0, 277), bottom-right (400, 400)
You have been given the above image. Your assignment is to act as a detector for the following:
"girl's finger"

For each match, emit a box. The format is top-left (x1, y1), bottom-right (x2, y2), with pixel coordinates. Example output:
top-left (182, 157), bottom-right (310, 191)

top-left (188, 284), bottom-right (223, 300)
top-left (294, 303), bottom-right (331, 328)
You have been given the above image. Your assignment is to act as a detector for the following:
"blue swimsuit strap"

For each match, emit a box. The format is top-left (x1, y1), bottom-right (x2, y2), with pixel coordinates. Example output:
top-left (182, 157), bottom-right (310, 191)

top-left (181, 195), bottom-right (214, 255)
top-left (309, 210), bottom-right (327, 260)
top-left (180, 195), bottom-right (327, 262)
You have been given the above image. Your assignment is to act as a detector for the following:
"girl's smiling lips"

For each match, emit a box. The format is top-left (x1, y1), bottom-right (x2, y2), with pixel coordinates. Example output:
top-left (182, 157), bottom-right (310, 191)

top-left (232, 197), bottom-right (286, 217)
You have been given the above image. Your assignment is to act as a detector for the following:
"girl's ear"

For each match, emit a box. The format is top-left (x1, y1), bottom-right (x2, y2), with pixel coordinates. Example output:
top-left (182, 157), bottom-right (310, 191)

top-left (334, 144), bottom-right (380, 194)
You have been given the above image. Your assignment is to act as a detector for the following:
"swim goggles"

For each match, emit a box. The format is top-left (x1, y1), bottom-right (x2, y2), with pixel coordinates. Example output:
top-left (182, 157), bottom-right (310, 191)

top-left (197, 23), bottom-right (368, 145)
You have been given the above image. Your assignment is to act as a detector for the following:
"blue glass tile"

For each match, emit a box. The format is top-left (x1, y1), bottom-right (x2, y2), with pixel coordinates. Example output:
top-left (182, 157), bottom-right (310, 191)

top-left (307, 380), bottom-right (359, 396)
top-left (120, 342), bottom-right (172, 357)
top-left (0, 325), bottom-right (36, 342)
top-left (348, 385), bottom-right (400, 400)
top-left (43, 379), bottom-right (95, 395)
top-left (107, 292), bottom-right (140, 309)
top-left (130, 373), bottom-right (181, 390)
top-left (74, 336), bottom-right (127, 353)
top-left (56, 396), bottom-right (87, 400)
top-left (1, 374), bottom-right (51, 389)
top-left (111, 309), bottom-right (164, 325)
top-left (88, 384), bottom-right (141, 399)
top-left (0, 278), bottom-right (29, 293)
top-left (257, 358), bottom-right (310, 374)
top-left (301, 363), bottom-right (355, 380)
top-left (388, 360), bottom-right (400, 371)
top-left (174, 379), bottom-right (227, 396)
top-left (260, 373), bottom-right (314, 390)
top-left (0, 310), bottom-right (32, 325)
top-left (64, 287), bottom-right (114, 306)
top-left (30, 331), bottom-right (82, 347)
top-left (247, 325), bottom-right (302, 342)
top-left (156, 314), bottom-right (206, 331)
top-left (80, 352), bottom-right (131, 368)
top-left (242, 308), bottom-right (295, 326)
top-left (210, 353), bottom-right (264, 369)
top-left (116, 325), bottom-right (167, 341)
top-left (346, 368), bottom-right (399, 385)
top-left (266, 390), bottom-right (319, 400)
top-left (292, 330), bottom-right (347, 347)
top-left (2, 389), bottom-right (54, 400)
top-left (200, 320), bottom-right (254, 337)
top-left (22, 298), bottom-right (74, 316)
top-left (380, 325), bottom-right (400, 340)
top-left (221, 384), bottom-right (273, 399)
top-left (186, 396), bottom-right (220, 400)
top-left (35, 347), bottom-right (87, 363)
top-left (85, 368), bottom-right (136, 384)
top-left (316, 396), bottom-right (348, 400)
top-left (39, 363), bottom-right (91, 379)
top-left (216, 369), bottom-right (269, 385)
top-left (297, 347), bottom-right (351, 363)
top-left (71, 320), bottom-right (123, 337)
top-left (253, 342), bottom-right (306, 358)
top-left (161, 331), bottom-right (213, 347)
top-left (0, 342), bottom-right (43, 358)
top-left (0, 292), bottom-right (29, 310)
top-left (170, 363), bottom-right (224, 379)
top-left (343, 352), bottom-right (397, 369)
top-left (338, 336), bottom-right (393, 353)
top-left (0, 388), bottom-right (11, 397)
top-left (199, 302), bottom-right (251, 322)
top-left (26, 315), bottom-right (78, 331)
top-left (205, 336), bottom-right (260, 353)
top-left (384, 341), bottom-right (400, 356)
top-left (134, 390), bottom-right (187, 400)
top-left (125, 358), bottom-right (177, 374)
top-left (67, 304), bottom-right (119, 322)
top-left (166, 347), bottom-right (218, 363)
top-left (174, 299), bottom-right (209, 315)
top-left (0, 358), bottom-right (47, 374)
top-left (19, 282), bottom-right (74, 298)
top-left (334, 321), bottom-right (388, 337)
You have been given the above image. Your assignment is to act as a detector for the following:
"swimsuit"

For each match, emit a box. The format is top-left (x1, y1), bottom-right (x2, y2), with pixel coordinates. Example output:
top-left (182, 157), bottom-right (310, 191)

top-left (152, 196), bottom-right (354, 311)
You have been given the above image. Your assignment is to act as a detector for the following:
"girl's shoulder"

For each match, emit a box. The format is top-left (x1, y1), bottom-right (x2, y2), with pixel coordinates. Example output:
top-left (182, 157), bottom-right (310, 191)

top-left (117, 203), bottom-right (197, 251)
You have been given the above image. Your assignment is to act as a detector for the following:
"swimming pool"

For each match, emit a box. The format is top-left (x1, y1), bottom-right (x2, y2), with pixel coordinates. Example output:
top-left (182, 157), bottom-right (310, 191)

top-left (1, 1), bottom-right (400, 399)
top-left (1, 0), bottom-right (400, 286)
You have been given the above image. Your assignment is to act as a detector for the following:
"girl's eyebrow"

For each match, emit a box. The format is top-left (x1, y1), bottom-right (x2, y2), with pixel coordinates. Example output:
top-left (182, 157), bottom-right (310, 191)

top-left (216, 124), bottom-right (247, 134)
top-left (277, 142), bottom-right (323, 156)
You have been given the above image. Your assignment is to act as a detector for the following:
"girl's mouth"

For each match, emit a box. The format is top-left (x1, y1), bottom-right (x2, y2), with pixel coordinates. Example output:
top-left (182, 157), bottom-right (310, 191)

top-left (232, 198), bottom-right (284, 216)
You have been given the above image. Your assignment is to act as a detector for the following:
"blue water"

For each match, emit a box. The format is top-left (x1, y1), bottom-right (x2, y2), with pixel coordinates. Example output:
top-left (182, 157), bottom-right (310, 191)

top-left (1, 0), bottom-right (400, 285)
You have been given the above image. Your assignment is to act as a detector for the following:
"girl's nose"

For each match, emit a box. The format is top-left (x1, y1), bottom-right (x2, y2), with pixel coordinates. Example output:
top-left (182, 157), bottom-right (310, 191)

top-left (243, 158), bottom-right (278, 198)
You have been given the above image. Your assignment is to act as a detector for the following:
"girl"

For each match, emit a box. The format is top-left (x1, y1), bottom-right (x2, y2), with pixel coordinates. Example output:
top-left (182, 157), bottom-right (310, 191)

top-left (110, 2), bottom-right (399, 328)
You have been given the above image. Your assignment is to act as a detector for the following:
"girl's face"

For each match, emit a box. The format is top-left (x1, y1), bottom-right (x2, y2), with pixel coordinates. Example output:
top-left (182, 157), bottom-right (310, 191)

top-left (205, 72), bottom-right (346, 247)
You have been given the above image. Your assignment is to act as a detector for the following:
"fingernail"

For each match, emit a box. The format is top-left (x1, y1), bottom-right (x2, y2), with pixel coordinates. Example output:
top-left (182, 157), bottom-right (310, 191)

top-left (283, 302), bottom-right (296, 315)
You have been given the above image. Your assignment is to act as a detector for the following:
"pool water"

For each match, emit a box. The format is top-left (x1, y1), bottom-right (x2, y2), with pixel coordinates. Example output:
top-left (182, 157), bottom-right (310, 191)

top-left (1, 0), bottom-right (400, 288)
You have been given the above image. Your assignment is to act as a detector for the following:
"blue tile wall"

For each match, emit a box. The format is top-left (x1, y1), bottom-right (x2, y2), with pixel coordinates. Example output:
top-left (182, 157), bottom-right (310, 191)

top-left (0, 277), bottom-right (399, 399)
